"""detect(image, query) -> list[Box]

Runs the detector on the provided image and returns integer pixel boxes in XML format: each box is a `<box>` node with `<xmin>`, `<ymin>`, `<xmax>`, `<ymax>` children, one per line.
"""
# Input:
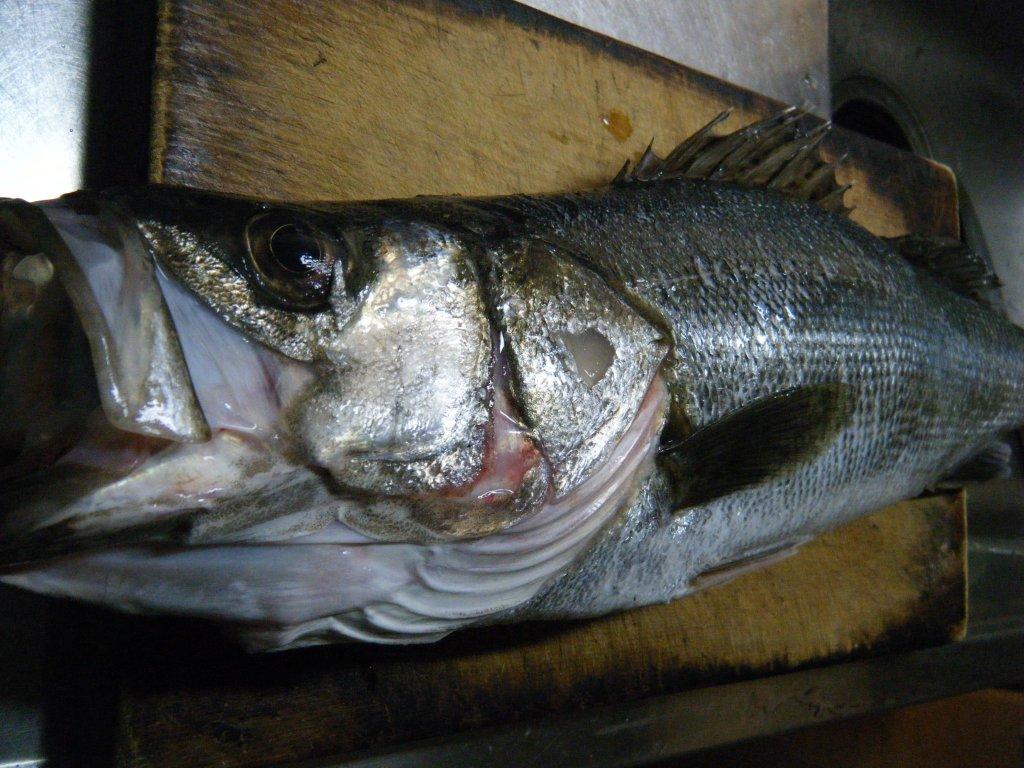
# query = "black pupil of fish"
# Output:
<box><xmin>269</xmin><ymin>224</ymin><xmax>323</xmax><ymax>275</ymax></box>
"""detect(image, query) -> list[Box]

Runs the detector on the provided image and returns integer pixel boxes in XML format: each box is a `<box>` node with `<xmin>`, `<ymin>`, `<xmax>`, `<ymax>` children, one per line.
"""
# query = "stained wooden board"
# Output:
<box><xmin>150</xmin><ymin>0</ymin><xmax>958</xmax><ymax>238</ymax></box>
<box><xmin>121</xmin><ymin>0</ymin><xmax>966</xmax><ymax>765</ymax></box>
<box><xmin>117</xmin><ymin>495</ymin><xmax>965</xmax><ymax>768</ymax></box>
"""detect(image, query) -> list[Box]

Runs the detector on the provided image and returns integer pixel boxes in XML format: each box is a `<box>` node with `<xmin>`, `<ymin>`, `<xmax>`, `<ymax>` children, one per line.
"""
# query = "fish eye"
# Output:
<box><xmin>245</xmin><ymin>211</ymin><xmax>339</xmax><ymax>310</ymax></box>
<box><xmin>269</xmin><ymin>224</ymin><xmax>322</xmax><ymax>273</ymax></box>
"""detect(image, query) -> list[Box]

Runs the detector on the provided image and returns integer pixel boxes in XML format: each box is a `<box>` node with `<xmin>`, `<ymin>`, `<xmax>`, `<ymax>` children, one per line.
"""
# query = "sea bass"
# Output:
<box><xmin>0</xmin><ymin>111</ymin><xmax>1019</xmax><ymax>650</ymax></box>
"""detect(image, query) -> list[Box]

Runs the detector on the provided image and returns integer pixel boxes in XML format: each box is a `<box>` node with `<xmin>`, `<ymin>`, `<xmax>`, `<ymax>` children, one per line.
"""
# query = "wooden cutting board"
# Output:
<box><xmin>119</xmin><ymin>1</ymin><xmax>966</xmax><ymax>765</ymax></box>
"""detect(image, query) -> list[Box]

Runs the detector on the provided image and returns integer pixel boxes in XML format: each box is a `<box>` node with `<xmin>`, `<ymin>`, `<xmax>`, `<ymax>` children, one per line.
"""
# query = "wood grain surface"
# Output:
<box><xmin>121</xmin><ymin>0</ymin><xmax>967</xmax><ymax>765</ymax></box>
<box><xmin>151</xmin><ymin>0</ymin><xmax>957</xmax><ymax>238</ymax></box>
<box><xmin>117</xmin><ymin>494</ymin><xmax>965</xmax><ymax>768</ymax></box>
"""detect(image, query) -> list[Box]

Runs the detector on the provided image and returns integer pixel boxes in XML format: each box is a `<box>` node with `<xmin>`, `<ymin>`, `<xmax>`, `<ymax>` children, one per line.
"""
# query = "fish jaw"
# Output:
<box><xmin>1</xmin><ymin>375</ymin><xmax>668</xmax><ymax>649</ymax></box>
<box><xmin>1</xmin><ymin>190</ymin><xmax>558</xmax><ymax>562</ymax></box>
<box><xmin>0</xmin><ymin>196</ymin><xmax>317</xmax><ymax>561</ymax></box>
<box><xmin>2</xmin><ymin>185</ymin><xmax>675</xmax><ymax>648</ymax></box>
<box><xmin>37</xmin><ymin>198</ymin><xmax>211</xmax><ymax>442</ymax></box>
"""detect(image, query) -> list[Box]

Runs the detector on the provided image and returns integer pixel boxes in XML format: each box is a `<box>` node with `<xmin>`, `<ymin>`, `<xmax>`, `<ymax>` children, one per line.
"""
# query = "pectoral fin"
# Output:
<box><xmin>663</xmin><ymin>383</ymin><xmax>852</xmax><ymax>511</ymax></box>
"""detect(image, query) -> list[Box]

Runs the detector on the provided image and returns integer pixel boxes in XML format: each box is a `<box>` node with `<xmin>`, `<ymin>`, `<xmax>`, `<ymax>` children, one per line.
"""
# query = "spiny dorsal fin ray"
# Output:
<box><xmin>614</xmin><ymin>108</ymin><xmax>853</xmax><ymax>216</ymax></box>
<box><xmin>888</xmin><ymin>235</ymin><xmax>1000</xmax><ymax>299</ymax></box>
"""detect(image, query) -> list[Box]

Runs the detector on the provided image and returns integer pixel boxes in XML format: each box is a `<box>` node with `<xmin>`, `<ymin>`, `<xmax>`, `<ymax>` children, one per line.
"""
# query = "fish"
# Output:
<box><xmin>0</xmin><ymin>109</ymin><xmax>1019</xmax><ymax>650</ymax></box>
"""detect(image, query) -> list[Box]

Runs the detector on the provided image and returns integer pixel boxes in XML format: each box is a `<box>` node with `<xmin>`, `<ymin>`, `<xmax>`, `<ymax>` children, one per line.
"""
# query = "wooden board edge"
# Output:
<box><xmin>149</xmin><ymin>0</ymin><xmax>180</xmax><ymax>184</ymax></box>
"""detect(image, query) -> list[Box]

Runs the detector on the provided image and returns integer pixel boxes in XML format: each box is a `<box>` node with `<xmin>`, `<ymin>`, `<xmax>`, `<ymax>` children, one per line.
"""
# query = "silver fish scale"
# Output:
<box><xmin>493</xmin><ymin>179</ymin><xmax>1024</xmax><ymax>616</ymax></box>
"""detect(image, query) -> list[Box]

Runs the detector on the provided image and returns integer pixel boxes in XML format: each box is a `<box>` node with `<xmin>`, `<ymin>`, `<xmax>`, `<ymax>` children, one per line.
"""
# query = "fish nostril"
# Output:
<box><xmin>558</xmin><ymin>327</ymin><xmax>615</xmax><ymax>389</ymax></box>
<box><xmin>4</xmin><ymin>253</ymin><xmax>56</xmax><ymax>318</ymax></box>
<box><xmin>10</xmin><ymin>253</ymin><xmax>54</xmax><ymax>289</ymax></box>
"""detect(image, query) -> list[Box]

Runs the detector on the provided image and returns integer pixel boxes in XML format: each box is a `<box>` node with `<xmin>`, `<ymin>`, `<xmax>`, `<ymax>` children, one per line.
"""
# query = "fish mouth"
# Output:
<box><xmin>0</xmin><ymin>195</ymin><xmax>315</xmax><ymax>566</ymax></box>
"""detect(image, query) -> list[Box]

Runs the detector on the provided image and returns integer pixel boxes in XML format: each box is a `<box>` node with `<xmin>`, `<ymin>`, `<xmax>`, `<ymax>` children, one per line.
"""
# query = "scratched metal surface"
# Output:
<box><xmin>0</xmin><ymin>1</ymin><xmax>90</xmax><ymax>203</ymax></box>
<box><xmin>0</xmin><ymin>4</ymin><xmax>91</xmax><ymax>765</ymax></box>
<box><xmin>1</xmin><ymin>3</ymin><xmax>155</xmax><ymax>765</ymax></box>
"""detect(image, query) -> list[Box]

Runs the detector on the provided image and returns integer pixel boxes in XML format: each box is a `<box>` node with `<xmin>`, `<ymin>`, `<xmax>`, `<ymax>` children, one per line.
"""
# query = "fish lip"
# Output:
<box><xmin>44</xmin><ymin>195</ymin><xmax>212</xmax><ymax>442</ymax></box>
<box><xmin>0</xmin><ymin>196</ymin><xmax>194</xmax><ymax>557</ymax></box>
<box><xmin>2</xmin><ymin>194</ymin><xmax>211</xmax><ymax>443</ymax></box>
<box><xmin>2</xmin><ymin>194</ymin><xmax>320</xmax><ymax>565</ymax></box>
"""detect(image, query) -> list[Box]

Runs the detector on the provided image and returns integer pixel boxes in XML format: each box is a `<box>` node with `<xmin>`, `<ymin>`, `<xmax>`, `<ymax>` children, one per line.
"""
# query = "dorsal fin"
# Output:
<box><xmin>887</xmin><ymin>235</ymin><xmax>1000</xmax><ymax>299</ymax></box>
<box><xmin>612</xmin><ymin>108</ymin><xmax>853</xmax><ymax>216</ymax></box>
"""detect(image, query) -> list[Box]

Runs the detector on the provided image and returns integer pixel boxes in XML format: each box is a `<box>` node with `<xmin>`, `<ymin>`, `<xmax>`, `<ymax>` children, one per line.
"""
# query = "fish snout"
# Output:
<box><xmin>0</xmin><ymin>195</ymin><xmax>318</xmax><ymax>566</ymax></box>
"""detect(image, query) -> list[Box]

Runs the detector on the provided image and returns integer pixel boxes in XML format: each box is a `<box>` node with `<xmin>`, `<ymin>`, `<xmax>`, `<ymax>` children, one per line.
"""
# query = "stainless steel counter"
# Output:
<box><xmin>0</xmin><ymin>1</ymin><xmax>90</xmax><ymax>201</ymax></box>
<box><xmin>522</xmin><ymin>0</ymin><xmax>829</xmax><ymax>115</ymax></box>
<box><xmin>1</xmin><ymin>2</ymin><xmax>154</xmax><ymax>765</ymax></box>
<box><xmin>1</xmin><ymin>4</ymin><xmax>91</xmax><ymax>764</ymax></box>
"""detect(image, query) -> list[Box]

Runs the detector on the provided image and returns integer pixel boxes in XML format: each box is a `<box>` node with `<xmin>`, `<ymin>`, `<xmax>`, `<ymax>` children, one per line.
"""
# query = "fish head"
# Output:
<box><xmin>0</xmin><ymin>185</ymin><xmax>548</xmax><ymax>562</ymax></box>
<box><xmin>0</xmin><ymin>185</ymin><xmax>673</xmax><ymax>646</ymax></box>
<box><xmin>117</xmin><ymin>188</ymin><xmax>505</xmax><ymax>512</ymax></box>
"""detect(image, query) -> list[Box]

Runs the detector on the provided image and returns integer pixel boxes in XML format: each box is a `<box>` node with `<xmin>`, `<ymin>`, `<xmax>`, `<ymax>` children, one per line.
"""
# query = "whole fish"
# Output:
<box><xmin>0</xmin><ymin>110</ymin><xmax>1018</xmax><ymax>650</ymax></box>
